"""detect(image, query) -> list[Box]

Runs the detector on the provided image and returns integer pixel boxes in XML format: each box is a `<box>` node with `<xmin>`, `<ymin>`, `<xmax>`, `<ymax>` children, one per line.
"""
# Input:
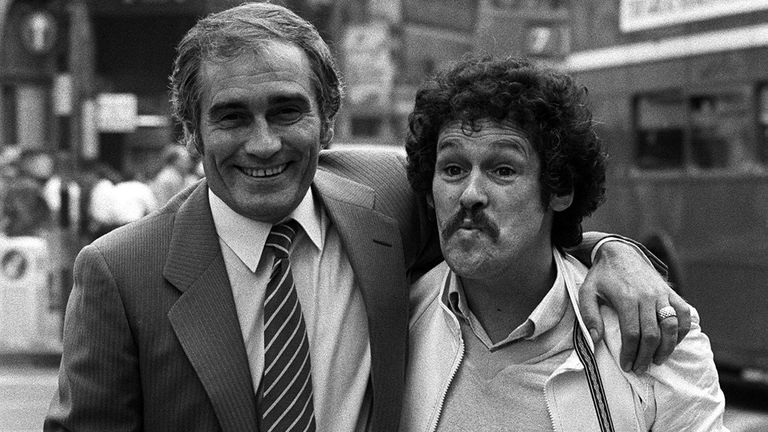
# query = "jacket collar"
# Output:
<box><xmin>164</xmin><ymin>180</ymin><xmax>259</xmax><ymax>432</ymax></box>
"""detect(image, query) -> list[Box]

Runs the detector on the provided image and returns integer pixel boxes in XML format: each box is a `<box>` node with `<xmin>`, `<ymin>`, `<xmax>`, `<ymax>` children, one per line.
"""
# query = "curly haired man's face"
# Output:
<box><xmin>431</xmin><ymin>119</ymin><xmax>569</xmax><ymax>284</ymax></box>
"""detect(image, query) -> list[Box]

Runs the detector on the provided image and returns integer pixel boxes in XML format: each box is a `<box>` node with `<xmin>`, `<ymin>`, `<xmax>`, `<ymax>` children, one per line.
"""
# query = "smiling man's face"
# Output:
<box><xmin>431</xmin><ymin>118</ymin><xmax>556</xmax><ymax>283</ymax></box>
<box><xmin>199</xmin><ymin>41</ymin><xmax>323</xmax><ymax>223</ymax></box>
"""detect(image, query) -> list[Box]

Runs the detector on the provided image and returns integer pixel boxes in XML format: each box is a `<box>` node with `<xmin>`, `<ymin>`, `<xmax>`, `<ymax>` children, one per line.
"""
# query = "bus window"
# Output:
<box><xmin>689</xmin><ymin>89</ymin><xmax>755</xmax><ymax>171</ymax></box>
<box><xmin>761</xmin><ymin>85</ymin><xmax>768</xmax><ymax>162</ymax></box>
<box><xmin>634</xmin><ymin>93</ymin><xmax>685</xmax><ymax>169</ymax></box>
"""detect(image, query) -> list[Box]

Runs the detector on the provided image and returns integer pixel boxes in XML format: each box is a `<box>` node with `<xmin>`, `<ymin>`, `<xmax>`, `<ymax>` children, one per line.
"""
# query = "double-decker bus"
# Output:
<box><xmin>567</xmin><ymin>1</ymin><xmax>768</xmax><ymax>382</ymax></box>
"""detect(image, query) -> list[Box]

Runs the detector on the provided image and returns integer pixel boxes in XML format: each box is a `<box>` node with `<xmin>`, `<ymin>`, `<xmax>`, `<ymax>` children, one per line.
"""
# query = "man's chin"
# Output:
<box><xmin>444</xmin><ymin>252</ymin><xmax>489</xmax><ymax>278</ymax></box>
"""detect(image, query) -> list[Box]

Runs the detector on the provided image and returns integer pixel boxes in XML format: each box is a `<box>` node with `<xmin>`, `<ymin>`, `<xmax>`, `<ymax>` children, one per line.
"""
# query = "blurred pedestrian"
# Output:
<box><xmin>42</xmin><ymin>152</ymin><xmax>82</xmax><ymax>232</ymax></box>
<box><xmin>0</xmin><ymin>177</ymin><xmax>52</xmax><ymax>237</ymax></box>
<box><xmin>111</xmin><ymin>175</ymin><xmax>159</xmax><ymax>226</ymax></box>
<box><xmin>150</xmin><ymin>145</ymin><xmax>198</xmax><ymax>205</ymax></box>
<box><xmin>0</xmin><ymin>149</ymin><xmax>54</xmax><ymax>237</ymax></box>
<box><xmin>78</xmin><ymin>160</ymin><xmax>124</xmax><ymax>240</ymax></box>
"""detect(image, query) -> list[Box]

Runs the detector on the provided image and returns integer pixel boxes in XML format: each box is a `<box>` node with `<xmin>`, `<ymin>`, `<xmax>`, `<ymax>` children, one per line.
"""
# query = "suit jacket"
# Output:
<box><xmin>45</xmin><ymin>149</ymin><xmax>441</xmax><ymax>432</ymax></box>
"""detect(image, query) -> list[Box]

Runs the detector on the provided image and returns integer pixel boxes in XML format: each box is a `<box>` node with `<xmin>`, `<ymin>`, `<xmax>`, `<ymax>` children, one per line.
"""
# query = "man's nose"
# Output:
<box><xmin>459</xmin><ymin>172</ymin><xmax>488</xmax><ymax>210</ymax></box>
<box><xmin>244</xmin><ymin>118</ymin><xmax>281</xmax><ymax>158</ymax></box>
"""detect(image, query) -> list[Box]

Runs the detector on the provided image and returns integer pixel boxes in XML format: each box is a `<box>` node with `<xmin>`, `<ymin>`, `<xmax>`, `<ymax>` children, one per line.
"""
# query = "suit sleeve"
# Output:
<box><xmin>648</xmin><ymin>308</ymin><xmax>729</xmax><ymax>431</ymax></box>
<box><xmin>44</xmin><ymin>244</ymin><xmax>142</xmax><ymax>431</ymax></box>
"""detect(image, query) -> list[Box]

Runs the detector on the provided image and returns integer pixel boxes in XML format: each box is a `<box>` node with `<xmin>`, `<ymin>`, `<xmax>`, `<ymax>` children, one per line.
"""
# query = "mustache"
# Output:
<box><xmin>440</xmin><ymin>207</ymin><xmax>500</xmax><ymax>241</ymax></box>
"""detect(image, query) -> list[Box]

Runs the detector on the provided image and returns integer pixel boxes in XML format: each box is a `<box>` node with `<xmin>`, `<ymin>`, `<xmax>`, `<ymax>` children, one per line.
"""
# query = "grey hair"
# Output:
<box><xmin>169</xmin><ymin>2</ymin><xmax>343</xmax><ymax>155</ymax></box>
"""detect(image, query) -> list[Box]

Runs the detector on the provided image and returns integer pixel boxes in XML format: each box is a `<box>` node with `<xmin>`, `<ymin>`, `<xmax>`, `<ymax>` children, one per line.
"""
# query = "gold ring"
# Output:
<box><xmin>657</xmin><ymin>305</ymin><xmax>677</xmax><ymax>321</ymax></box>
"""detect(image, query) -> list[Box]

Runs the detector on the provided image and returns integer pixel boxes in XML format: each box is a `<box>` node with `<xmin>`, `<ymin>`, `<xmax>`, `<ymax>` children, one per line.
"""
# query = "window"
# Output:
<box><xmin>1</xmin><ymin>85</ymin><xmax>18</xmax><ymax>145</ymax></box>
<box><xmin>759</xmin><ymin>84</ymin><xmax>768</xmax><ymax>162</ymax></box>
<box><xmin>634</xmin><ymin>93</ymin><xmax>685</xmax><ymax>169</ymax></box>
<box><xmin>634</xmin><ymin>87</ymin><xmax>761</xmax><ymax>171</ymax></box>
<box><xmin>1</xmin><ymin>83</ymin><xmax>49</xmax><ymax>149</ymax></box>
<box><xmin>689</xmin><ymin>91</ymin><xmax>750</xmax><ymax>169</ymax></box>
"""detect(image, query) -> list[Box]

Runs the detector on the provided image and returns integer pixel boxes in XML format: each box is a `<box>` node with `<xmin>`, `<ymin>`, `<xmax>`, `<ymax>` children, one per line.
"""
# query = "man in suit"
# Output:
<box><xmin>45</xmin><ymin>3</ymin><xmax>689</xmax><ymax>432</ymax></box>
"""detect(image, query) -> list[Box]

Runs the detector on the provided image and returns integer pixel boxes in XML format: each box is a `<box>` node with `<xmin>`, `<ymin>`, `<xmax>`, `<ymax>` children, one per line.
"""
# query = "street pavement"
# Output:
<box><xmin>0</xmin><ymin>361</ymin><xmax>57</xmax><ymax>432</ymax></box>
<box><xmin>1</xmin><ymin>359</ymin><xmax>767</xmax><ymax>431</ymax></box>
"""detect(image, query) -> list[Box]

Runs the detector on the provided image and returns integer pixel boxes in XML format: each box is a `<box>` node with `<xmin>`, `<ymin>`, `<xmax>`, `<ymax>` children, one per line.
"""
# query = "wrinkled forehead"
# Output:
<box><xmin>437</xmin><ymin>118</ymin><xmax>531</xmax><ymax>148</ymax></box>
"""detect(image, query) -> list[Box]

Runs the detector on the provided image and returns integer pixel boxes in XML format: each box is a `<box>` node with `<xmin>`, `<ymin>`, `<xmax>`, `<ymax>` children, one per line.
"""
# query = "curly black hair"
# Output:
<box><xmin>406</xmin><ymin>56</ymin><xmax>606</xmax><ymax>248</ymax></box>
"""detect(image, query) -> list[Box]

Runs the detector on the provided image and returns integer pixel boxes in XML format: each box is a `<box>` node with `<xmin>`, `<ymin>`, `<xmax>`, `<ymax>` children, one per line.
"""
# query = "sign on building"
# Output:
<box><xmin>342</xmin><ymin>21</ymin><xmax>395</xmax><ymax>108</ymax></box>
<box><xmin>96</xmin><ymin>93</ymin><xmax>138</xmax><ymax>132</ymax></box>
<box><xmin>525</xmin><ymin>25</ymin><xmax>569</xmax><ymax>57</ymax></box>
<box><xmin>0</xmin><ymin>236</ymin><xmax>62</xmax><ymax>354</ymax></box>
<box><xmin>20</xmin><ymin>10</ymin><xmax>58</xmax><ymax>55</ymax></box>
<box><xmin>620</xmin><ymin>0</ymin><xmax>768</xmax><ymax>32</ymax></box>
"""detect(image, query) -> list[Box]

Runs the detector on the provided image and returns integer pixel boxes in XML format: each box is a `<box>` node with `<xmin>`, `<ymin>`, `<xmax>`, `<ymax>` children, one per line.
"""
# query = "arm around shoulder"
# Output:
<box><xmin>45</xmin><ymin>244</ymin><xmax>142</xmax><ymax>431</ymax></box>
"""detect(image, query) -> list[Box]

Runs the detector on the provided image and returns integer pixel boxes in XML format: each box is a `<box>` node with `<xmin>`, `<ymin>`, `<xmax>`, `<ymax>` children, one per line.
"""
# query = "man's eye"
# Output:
<box><xmin>216</xmin><ymin>113</ymin><xmax>247</xmax><ymax>128</ymax></box>
<box><xmin>271</xmin><ymin>107</ymin><xmax>303</xmax><ymax>123</ymax></box>
<box><xmin>494</xmin><ymin>166</ymin><xmax>516</xmax><ymax>177</ymax></box>
<box><xmin>444</xmin><ymin>165</ymin><xmax>464</xmax><ymax>176</ymax></box>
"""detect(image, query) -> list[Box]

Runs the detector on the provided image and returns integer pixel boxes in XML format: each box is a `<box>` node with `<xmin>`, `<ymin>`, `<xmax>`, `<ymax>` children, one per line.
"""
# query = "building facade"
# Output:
<box><xmin>0</xmin><ymin>0</ymin><xmax>244</xmax><ymax>178</ymax></box>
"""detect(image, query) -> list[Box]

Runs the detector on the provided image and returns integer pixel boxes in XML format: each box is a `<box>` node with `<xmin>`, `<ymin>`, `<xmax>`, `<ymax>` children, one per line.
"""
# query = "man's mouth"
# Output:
<box><xmin>239</xmin><ymin>163</ymin><xmax>288</xmax><ymax>178</ymax></box>
<box><xmin>441</xmin><ymin>209</ymin><xmax>500</xmax><ymax>241</ymax></box>
<box><xmin>459</xmin><ymin>221</ymin><xmax>482</xmax><ymax>231</ymax></box>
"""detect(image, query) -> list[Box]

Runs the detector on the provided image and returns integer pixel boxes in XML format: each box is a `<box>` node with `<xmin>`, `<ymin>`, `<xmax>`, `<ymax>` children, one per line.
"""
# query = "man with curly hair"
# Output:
<box><xmin>400</xmin><ymin>56</ymin><xmax>727</xmax><ymax>431</ymax></box>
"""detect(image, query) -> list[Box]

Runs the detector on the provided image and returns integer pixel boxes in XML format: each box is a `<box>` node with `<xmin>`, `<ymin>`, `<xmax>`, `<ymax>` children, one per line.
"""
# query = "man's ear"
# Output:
<box><xmin>320</xmin><ymin>123</ymin><xmax>335</xmax><ymax>148</ymax></box>
<box><xmin>426</xmin><ymin>193</ymin><xmax>435</xmax><ymax>209</ymax></box>
<box><xmin>549</xmin><ymin>190</ymin><xmax>574</xmax><ymax>212</ymax></box>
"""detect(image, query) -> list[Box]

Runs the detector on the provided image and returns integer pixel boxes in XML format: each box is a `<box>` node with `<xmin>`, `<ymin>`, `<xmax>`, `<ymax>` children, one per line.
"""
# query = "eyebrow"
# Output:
<box><xmin>267</xmin><ymin>93</ymin><xmax>311</xmax><ymax>107</ymax></box>
<box><xmin>207</xmin><ymin>92</ymin><xmax>312</xmax><ymax>117</ymax></box>
<box><xmin>437</xmin><ymin>137</ymin><xmax>529</xmax><ymax>155</ymax></box>
<box><xmin>437</xmin><ymin>140</ymin><xmax>458</xmax><ymax>151</ymax></box>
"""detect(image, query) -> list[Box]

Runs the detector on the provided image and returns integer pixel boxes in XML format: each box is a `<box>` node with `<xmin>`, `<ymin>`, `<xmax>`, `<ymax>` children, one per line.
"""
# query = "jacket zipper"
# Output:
<box><xmin>428</xmin><ymin>311</ymin><xmax>465</xmax><ymax>432</ymax></box>
<box><xmin>544</xmin><ymin>378</ymin><xmax>559</xmax><ymax>432</ymax></box>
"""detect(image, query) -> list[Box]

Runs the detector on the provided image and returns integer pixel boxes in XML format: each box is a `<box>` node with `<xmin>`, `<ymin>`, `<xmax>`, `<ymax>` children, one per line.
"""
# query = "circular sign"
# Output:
<box><xmin>1</xmin><ymin>249</ymin><xmax>28</xmax><ymax>281</ymax></box>
<box><xmin>20</xmin><ymin>10</ymin><xmax>58</xmax><ymax>55</ymax></box>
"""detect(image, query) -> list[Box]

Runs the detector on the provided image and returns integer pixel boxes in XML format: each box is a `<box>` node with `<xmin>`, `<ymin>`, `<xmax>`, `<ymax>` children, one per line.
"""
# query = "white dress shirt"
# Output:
<box><xmin>209</xmin><ymin>188</ymin><xmax>372</xmax><ymax>431</ymax></box>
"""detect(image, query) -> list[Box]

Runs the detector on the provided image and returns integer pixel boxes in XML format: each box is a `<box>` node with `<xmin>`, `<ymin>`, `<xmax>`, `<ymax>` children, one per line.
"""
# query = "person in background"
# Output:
<box><xmin>110</xmin><ymin>174</ymin><xmax>159</xmax><ymax>226</ymax></box>
<box><xmin>400</xmin><ymin>56</ymin><xmax>726</xmax><ymax>431</ymax></box>
<box><xmin>0</xmin><ymin>149</ymin><xmax>53</xmax><ymax>237</ymax></box>
<box><xmin>150</xmin><ymin>145</ymin><xmax>198</xmax><ymax>205</ymax></box>
<box><xmin>79</xmin><ymin>161</ymin><xmax>125</xmax><ymax>240</ymax></box>
<box><xmin>45</xmin><ymin>4</ymin><xmax>689</xmax><ymax>432</ymax></box>
<box><xmin>43</xmin><ymin>152</ymin><xmax>82</xmax><ymax>234</ymax></box>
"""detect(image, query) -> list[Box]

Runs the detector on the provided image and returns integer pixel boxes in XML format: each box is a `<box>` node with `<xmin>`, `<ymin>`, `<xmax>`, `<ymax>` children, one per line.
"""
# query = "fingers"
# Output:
<box><xmin>616</xmin><ymin>303</ymin><xmax>641</xmax><ymax>372</ymax></box>
<box><xmin>670</xmin><ymin>292</ymin><xmax>691</xmax><ymax>342</ymax></box>
<box><xmin>577</xmin><ymin>272</ymin><xmax>605</xmax><ymax>344</ymax></box>
<box><xmin>653</xmin><ymin>301</ymin><xmax>678</xmax><ymax>365</ymax></box>
<box><xmin>631</xmin><ymin>300</ymin><xmax>660</xmax><ymax>373</ymax></box>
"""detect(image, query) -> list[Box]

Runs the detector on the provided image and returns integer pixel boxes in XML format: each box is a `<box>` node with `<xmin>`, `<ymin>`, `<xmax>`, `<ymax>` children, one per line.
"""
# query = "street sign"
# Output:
<box><xmin>96</xmin><ymin>93</ymin><xmax>138</xmax><ymax>133</ymax></box>
<box><xmin>342</xmin><ymin>21</ymin><xmax>395</xmax><ymax>107</ymax></box>
<box><xmin>20</xmin><ymin>10</ymin><xmax>57</xmax><ymax>55</ymax></box>
<box><xmin>0</xmin><ymin>236</ymin><xmax>62</xmax><ymax>354</ymax></box>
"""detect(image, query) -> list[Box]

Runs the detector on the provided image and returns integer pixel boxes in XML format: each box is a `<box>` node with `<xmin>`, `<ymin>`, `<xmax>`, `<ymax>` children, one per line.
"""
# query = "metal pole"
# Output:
<box><xmin>67</xmin><ymin>0</ymin><xmax>95</xmax><ymax>173</ymax></box>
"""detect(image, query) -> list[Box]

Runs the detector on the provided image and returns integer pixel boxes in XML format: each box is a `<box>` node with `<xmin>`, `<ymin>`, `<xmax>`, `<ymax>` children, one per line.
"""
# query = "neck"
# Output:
<box><xmin>460</xmin><ymin>248</ymin><xmax>557</xmax><ymax>344</ymax></box>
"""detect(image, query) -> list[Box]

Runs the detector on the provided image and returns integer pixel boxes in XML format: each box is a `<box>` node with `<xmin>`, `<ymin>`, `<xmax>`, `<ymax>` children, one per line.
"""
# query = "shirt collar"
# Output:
<box><xmin>444</xmin><ymin>247</ymin><xmax>570</xmax><ymax>342</ymax></box>
<box><xmin>208</xmin><ymin>187</ymin><xmax>324</xmax><ymax>272</ymax></box>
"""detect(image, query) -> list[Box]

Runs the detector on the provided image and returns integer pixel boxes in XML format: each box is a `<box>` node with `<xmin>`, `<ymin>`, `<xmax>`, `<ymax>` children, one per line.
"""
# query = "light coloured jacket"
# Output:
<box><xmin>400</xmin><ymin>251</ymin><xmax>728</xmax><ymax>432</ymax></box>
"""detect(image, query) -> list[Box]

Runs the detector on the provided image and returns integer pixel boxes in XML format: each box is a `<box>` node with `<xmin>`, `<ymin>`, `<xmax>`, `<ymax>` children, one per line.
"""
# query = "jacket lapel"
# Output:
<box><xmin>164</xmin><ymin>182</ymin><xmax>259</xmax><ymax>432</ymax></box>
<box><xmin>314</xmin><ymin>169</ymin><xmax>409</xmax><ymax>432</ymax></box>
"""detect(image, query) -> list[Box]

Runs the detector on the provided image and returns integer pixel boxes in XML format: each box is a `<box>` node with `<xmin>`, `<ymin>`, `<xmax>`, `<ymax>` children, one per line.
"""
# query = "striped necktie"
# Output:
<box><xmin>259</xmin><ymin>220</ymin><xmax>316</xmax><ymax>432</ymax></box>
